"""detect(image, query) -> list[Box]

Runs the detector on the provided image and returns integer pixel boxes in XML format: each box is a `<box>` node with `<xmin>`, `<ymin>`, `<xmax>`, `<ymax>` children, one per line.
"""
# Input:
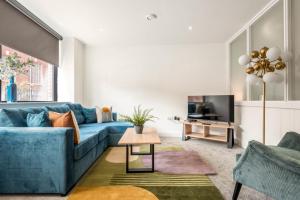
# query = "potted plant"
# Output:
<box><xmin>120</xmin><ymin>105</ymin><xmax>157</xmax><ymax>134</ymax></box>
<box><xmin>0</xmin><ymin>52</ymin><xmax>33</xmax><ymax>102</ymax></box>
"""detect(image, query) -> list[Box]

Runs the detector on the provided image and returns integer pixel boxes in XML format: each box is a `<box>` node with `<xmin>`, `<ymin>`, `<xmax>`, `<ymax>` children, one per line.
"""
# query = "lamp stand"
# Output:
<box><xmin>262</xmin><ymin>82</ymin><xmax>266</xmax><ymax>144</ymax></box>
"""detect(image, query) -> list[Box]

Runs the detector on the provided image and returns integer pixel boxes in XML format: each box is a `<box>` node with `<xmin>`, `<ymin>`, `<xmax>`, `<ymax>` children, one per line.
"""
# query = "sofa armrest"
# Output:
<box><xmin>0</xmin><ymin>127</ymin><xmax>74</xmax><ymax>194</ymax></box>
<box><xmin>278</xmin><ymin>132</ymin><xmax>300</xmax><ymax>152</ymax></box>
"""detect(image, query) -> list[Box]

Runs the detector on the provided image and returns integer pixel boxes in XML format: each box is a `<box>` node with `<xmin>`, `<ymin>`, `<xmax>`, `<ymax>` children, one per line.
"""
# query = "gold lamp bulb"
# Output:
<box><xmin>246</xmin><ymin>67</ymin><xmax>255</xmax><ymax>74</ymax></box>
<box><xmin>251</xmin><ymin>51</ymin><xmax>260</xmax><ymax>58</ymax></box>
<box><xmin>260</xmin><ymin>47</ymin><xmax>269</xmax><ymax>58</ymax></box>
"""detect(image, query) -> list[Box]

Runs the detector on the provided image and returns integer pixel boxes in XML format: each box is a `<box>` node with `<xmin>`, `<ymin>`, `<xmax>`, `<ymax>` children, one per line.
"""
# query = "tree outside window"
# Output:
<box><xmin>0</xmin><ymin>45</ymin><xmax>55</xmax><ymax>101</ymax></box>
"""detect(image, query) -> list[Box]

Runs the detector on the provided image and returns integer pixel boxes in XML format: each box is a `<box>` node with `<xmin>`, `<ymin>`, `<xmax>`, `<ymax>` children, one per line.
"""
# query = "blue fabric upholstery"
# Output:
<box><xmin>44</xmin><ymin>104</ymin><xmax>70</xmax><ymax>113</ymax></box>
<box><xmin>78</xmin><ymin>121</ymin><xmax>132</xmax><ymax>134</ymax></box>
<box><xmin>233</xmin><ymin>132</ymin><xmax>300</xmax><ymax>200</ymax></box>
<box><xmin>0</xmin><ymin>108</ymin><xmax>45</xmax><ymax>127</ymax></box>
<box><xmin>27</xmin><ymin>111</ymin><xmax>51</xmax><ymax>127</ymax></box>
<box><xmin>66</xmin><ymin>103</ymin><xmax>85</xmax><ymax>124</ymax></box>
<box><xmin>0</xmin><ymin>103</ymin><xmax>132</xmax><ymax>195</ymax></box>
<box><xmin>74</xmin><ymin>132</ymin><xmax>99</xmax><ymax>160</ymax></box>
<box><xmin>0</xmin><ymin>127</ymin><xmax>74</xmax><ymax>194</ymax></box>
<box><xmin>82</xmin><ymin>107</ymin><xmax>97</xmax><ymax>123</ymax></box>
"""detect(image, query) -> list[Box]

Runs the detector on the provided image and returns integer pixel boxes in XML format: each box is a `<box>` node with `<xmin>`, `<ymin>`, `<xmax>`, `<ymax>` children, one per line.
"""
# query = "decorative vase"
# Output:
<box><xmin>134</xmin><ymin>125</ymin><xmax>144</xmax><ymax>134</ymax></box>
<box><xmin>6</xmin><ymin>76</ymin><xmax>17</xmax><ymax>103</ymax></box>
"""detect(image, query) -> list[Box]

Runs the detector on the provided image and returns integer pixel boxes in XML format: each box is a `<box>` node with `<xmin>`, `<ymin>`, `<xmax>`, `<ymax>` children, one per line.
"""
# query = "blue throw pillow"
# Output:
<box><xmin>66</xmin><ymin>103</ymin><xmax>85</xmax><ymax>124</ymax></box>
<box><xmin>82</xmin><ymin>107</ymin><xmax>97</xmax><ymax>123</ymax></box>
<box><xmin>27</xmin><ymin>111</ymin><xmax>51</xmax><ymax>127</ymax></box>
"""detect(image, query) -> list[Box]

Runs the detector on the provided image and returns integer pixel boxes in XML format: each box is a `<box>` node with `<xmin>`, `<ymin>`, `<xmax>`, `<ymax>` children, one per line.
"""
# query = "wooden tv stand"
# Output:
<box><xmin>182</xmin><ymin>120</ymin><xmax>234</xmax><ymax>148</ymax></box>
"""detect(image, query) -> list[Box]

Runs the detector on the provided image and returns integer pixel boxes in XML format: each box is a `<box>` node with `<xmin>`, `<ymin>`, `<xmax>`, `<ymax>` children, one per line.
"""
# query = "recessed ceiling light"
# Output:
<box><xmin>146</xmin><ymin>13</ymin><xmax>158</xmax><ymax>21</ymax></box>
<box><xmin>188</xmin><ymin>26</ymin><xmax>193</xmax><ymax>31</ymax></box>
<box><xmin>98</xmin><ymin>28</ymin><xmax>104</xmax><ymax>32</ymax></box>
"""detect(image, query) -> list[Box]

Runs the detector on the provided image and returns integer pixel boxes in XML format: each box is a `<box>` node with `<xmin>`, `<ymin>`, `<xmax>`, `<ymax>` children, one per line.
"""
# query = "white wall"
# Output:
<box><xmin>235</xmin><ymin>102</ymin><xmax>300</xmax><ymax>148</ymax></box>
<box><xmin>58</xmin><ymin>38</ymin><xmax>85</xmax><ymax>103</ymax></box>
<box><xmin>83</xmin><ymin>44</ymin><xmax>227</xmax><ymax>137</ymax></box>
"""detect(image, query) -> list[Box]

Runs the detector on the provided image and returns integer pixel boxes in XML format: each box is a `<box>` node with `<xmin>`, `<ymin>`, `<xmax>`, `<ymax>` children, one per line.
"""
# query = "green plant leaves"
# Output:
<box><xmin>0</xmin><ymin>52</ymin><xmax>34</xmax><ymax>80</ymax></box>
<box><xmin>120</xmin><ymin>105</ymin><xmax>157</xmax><ymax>126</ymax></box>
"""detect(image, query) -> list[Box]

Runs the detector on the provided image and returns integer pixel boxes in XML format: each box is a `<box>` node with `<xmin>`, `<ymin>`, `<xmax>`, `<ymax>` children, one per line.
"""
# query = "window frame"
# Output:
<box><xmin>227</xmin><ymin>0</ymin><xmax>293</xmax><ymax>102</ymax></box>
<box><xmin>0</xmin><ymin>44</ymin><xmax>58</xmax><ymax>102</ymax></box>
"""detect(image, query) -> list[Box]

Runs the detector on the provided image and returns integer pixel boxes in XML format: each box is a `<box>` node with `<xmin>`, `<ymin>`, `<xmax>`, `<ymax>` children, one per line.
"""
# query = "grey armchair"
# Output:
<box><xmin>232</xmin><ymin>132</ymin><xmax>300</xmax><ymax>200</ymax></box>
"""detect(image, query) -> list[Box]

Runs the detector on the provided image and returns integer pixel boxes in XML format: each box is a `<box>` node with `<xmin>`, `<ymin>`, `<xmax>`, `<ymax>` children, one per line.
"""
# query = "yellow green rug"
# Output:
<box><xmin>68</xmin><ymin>146</ymin><xmax>224</xmax><ymax>200</ymax></box>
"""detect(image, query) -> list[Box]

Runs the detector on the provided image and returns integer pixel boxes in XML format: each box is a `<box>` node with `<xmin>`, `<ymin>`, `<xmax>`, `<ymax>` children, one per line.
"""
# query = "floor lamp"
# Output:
<box><xmin>238</xmin><ymin>47</ymin><xmax>290</xmax><ymax>144</ymax></box>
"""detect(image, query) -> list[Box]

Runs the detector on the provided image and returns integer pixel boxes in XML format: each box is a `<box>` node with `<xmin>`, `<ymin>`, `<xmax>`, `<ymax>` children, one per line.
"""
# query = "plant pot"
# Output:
<box><xmin>134</xmin><ymin>125</ymin><xmax>144</xmax><ymax>134</ymax></box>
<box><xmin>6</xmin><ymin>76</ymin><xmax>17</xmax><ymax>103</ymax></box>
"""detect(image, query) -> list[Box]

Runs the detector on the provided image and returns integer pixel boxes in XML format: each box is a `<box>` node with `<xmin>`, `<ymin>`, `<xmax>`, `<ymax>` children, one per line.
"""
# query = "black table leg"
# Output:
<box><xmin>151</xmin><ymin>144</ymin><xmax>154</xmax><ymax>172</ymax></box>
<box><xmin>126</xmin><ymin>144</ymin><xmax>129</xmax><ymax>173</ymax></box>
<box><xmin>126</xmin><ymin>144</ymin><xmax>155</xmax><ymax>173</ymax></box>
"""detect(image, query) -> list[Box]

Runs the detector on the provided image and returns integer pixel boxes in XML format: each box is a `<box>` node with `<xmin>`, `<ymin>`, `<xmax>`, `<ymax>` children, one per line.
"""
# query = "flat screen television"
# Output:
<box><xmin>187</xmin><ymin>95</ymin><xmax>234</xmax><ymax>123</ymax></box>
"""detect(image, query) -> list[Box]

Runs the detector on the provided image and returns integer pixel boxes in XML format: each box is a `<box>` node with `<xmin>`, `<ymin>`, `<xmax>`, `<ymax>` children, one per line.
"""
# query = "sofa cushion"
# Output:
<box><xmin>74</xmin><ymin>132</ymin><xmax>99</xmax><ymax>160</ymax></box>
<box><xmin>82</xmin><ymin>107</ymin><xmax>97</xmax><ymax>124</ymax></box>
<box><xmin>0</xmin><ymin>107</ymin><xmax>46</xmax><ymax>127</ymax></box>
<box><xmin>49</xmin><ymin>111</ymin><xmax>81</xmax><ymax>144</ymax></box>
<box><xmin>27</xmin><ymin>111</ymin><xmax>51</xmax><ymax>127</ymax></box>
<box><xmin>105</xmin><ymin>121</ymin><xmax>133</xmax><ymax>134</ymax></box>
<box><xmin>44</xmin><ymin>104</ymin><xmax>70</xmax><ymax>113</ymax></box>
<box><xmin>80</xmin><ymin>122</ymin><xmax>132</xmax><ymax>133</ymax></box>
<box><xmin>79</xmin><ymin>123</ymin><xmax>108</xmax><ymax>142</ymax></box>
<box><xmin>66</xmin><ymin>103</ymin><xmax>85</xmax><ymax>124</ymax></box>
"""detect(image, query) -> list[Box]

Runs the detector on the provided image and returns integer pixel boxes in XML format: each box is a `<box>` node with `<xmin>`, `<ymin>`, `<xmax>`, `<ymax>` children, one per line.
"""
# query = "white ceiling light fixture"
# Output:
<box><xmin>188</xmin><ymin>26</ymin><xmax>193</xmax><ymax>31</ymax></box>
<box><xmin>146</xmin><ymin>13</ymin><xmax>157</xmax><ymax>21</ymax></box>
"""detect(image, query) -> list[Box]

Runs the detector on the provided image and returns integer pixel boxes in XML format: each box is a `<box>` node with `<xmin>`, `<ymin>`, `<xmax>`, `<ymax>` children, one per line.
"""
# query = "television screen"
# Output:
<box><xmin>188</xmin><ymin>95</ymin><xmax>234</xmax><ymax>123</ymax></box>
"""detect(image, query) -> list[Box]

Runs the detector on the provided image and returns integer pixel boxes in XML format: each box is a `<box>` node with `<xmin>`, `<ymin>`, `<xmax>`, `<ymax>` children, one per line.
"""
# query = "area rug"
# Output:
<box><xmin>69</xmin><ymin>146</ymin><xmax>223</xmax><ymax>200</ymax></box>
<box><xmin>105</xmin><ymin>146</ymin><xmax>139</xmax><ymax>163</ymax></box>
<box><xmin>142</xmin><ymin>150</ymin><xmax>216</xmax><ymax>175</ymax></box>
<box><xmin>69</xmin><ymin>186</ymin><xmax>159</xmax><ymax>200</ymax></box>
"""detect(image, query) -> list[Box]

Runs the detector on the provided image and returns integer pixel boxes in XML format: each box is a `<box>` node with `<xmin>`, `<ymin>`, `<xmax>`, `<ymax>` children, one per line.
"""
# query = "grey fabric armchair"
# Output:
<box><xmin>232</xmin><ymin>132</ymin><xmax>300</xmax><ymax>200</ymax></box>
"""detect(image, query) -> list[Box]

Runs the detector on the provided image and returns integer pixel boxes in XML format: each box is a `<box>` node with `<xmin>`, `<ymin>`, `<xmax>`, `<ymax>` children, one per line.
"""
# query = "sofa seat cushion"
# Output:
<box><xmin>74</xmin><ymin>132</ymin><xmax>99</xmax><ymax>161</ymax></box>
<box><xmin>79</xmin><ymin>121</ymin><xmax>132</xmax><ymax>138</ymax></box>
<box><xmin>79</xmin><ymin>123</ymin><xmax>108</xmax><ymax>141</ymax></box>
<box><xmin>105</xmin><ymin>121</ymin><xmax>133</xmax><ymax>134</ymax></box>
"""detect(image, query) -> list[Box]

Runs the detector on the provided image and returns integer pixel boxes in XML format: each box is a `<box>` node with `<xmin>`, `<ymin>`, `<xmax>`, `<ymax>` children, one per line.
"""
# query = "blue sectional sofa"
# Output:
<box><xmin>0</xmin><ymin>103</ymin><xmax>132</xmax><ymax>195</ymax></box>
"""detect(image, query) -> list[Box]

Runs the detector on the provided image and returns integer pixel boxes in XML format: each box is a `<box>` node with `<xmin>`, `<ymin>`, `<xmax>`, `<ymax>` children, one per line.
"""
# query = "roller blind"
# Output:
<box><xmin>0</xmin><ymin>0</ymin><xmax>62</xmax><ymax>66</ymax></box>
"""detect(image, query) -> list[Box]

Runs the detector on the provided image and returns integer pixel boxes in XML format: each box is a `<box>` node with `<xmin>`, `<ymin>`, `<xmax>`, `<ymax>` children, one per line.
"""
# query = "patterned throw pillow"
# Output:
<box><xmin>96</xmin><ymin>106</ymin><xmax>113</xmax><ymax>123</ymax></box>
<box><xmin>48</xmin><ymin>111</ymin><xmax>80</xmax><ymax>144</ymax></box>
<box><xmin>27</xmin><ymin>111</ymin><xmax>51</xmax><ymax>127</ymax></box>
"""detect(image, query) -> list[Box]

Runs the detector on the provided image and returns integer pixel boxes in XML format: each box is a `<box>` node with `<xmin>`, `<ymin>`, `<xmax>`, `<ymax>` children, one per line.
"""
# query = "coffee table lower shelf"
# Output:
<box><xmin>126</xmin><ymin>144</ymin><xmax>154</xmax><ymax>173</ymax></box>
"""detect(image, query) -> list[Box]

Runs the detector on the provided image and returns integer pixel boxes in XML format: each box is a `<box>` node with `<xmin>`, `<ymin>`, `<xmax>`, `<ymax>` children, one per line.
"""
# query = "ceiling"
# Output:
<box><xmin>18</xmin><ymin>0</ymin><xmax>271</xmax><ymax>46</ymax></box>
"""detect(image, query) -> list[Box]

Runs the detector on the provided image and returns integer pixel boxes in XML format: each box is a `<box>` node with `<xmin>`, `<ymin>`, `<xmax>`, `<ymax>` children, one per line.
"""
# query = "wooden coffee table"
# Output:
<box><xmin>118</xmin><ymin>127</ymin><xmax>161</xmax><ymax>173</ymax></box>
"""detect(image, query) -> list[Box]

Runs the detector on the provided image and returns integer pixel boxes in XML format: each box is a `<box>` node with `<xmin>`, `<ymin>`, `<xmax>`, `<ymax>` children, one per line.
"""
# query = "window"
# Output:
<box><xmin>250</xmin><ymin>0</ymin><xmax>284</xmax><ymax>101</ymax></box>
<box><xmin>230</xmin><ymin>31</ymin><xmax>247</xmax><ymax>101</ymax></box>
<box><xmin>290</xmin><ymin>0</ymin><xmax>300</xmax><ymax>100</ymax></box>
<box><xmin>0</xmin><ymin>45</ymin><xmax>56</xmax><ymax>101</ymax></box>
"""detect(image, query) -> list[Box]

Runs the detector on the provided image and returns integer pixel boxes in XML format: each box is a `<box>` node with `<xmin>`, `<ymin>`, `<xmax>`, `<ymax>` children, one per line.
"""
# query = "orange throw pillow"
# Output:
<box><xmin>48</xmin><ymin>111</ymin><xmax>80</xmax><ymax>144</ymax></box>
